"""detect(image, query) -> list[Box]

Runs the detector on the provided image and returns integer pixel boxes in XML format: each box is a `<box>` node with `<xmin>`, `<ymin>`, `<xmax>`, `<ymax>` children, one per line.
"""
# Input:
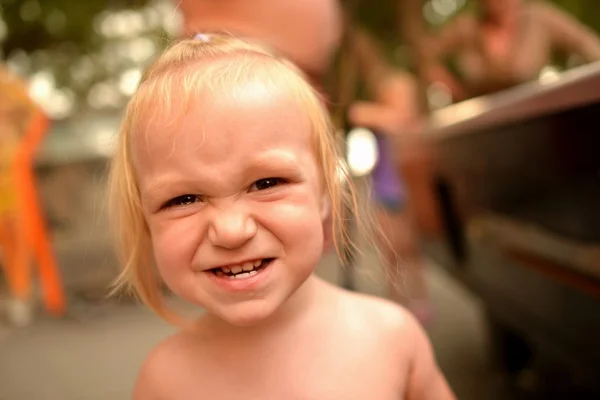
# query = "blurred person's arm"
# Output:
<box><xmin>422</xmin><ymin>62</ymin><xmax>468</xmax><ymax>102</ymax></box>
<box><xmin>348</xmin><ymin>27</ymin><xmax>421</xmax><ymax>134</ymax></box>
<box><xmin>540</xmin><ymin>2</ymin><xmax>600</xmax><ymax>63</ymax></box>
<box><xmin>397</xmin><ymin>0</ymin><xmax>469</xmax><ymax>109</ymax></box>
<box><xmin>424</xmin><ymin>14</ymin><xmax>477</xmax><ymax>60</ymax></box>
<box><xmin>418</xmin><ymin>14</ymin><xmax>477</xmax><ymax>102</ymax></box>
<box><xmin>353</xmin><ymin>27</ymin><xmax>400</xmax><ymax>96</ymax></box>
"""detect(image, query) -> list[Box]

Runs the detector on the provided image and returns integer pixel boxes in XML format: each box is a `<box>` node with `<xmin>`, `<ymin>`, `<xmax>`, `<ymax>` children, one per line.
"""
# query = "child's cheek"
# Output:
<box><xmin>261</xmin><ymin>198</ymin><xmax>324</xmax><ymax>250</ymax></box>
<box><xmin>150</xmin><ymin>218</ymin><xmax>203</xmax><ymax>275</ymax></box>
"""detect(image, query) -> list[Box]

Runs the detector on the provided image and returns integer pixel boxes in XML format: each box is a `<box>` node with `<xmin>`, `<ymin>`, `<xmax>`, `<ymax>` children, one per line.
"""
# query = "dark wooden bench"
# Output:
<box><xmin>397</xmin><ymin>62</ymin><xmax>600</xmax><ymax>398</ymax></box>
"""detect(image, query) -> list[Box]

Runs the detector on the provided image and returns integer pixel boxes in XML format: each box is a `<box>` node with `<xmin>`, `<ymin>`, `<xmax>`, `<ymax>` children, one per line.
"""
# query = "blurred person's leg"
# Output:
<box><xmin>372</xmin><ymin>135</ymin><xmax>431</xmax><ymax>325</ymax></box>
<box><xmin>376</xmin><ymin>208</ymin><xmax>430</xmax><ymax>321</ymax></box>
<box><xmin>15</xmin><ymin>110</ymin><xmax>66</xmax><ymax>316</ymax></box>
<box><xmin>0</xmin><ymin>213</ymin><xmax>34</xmax><ymax>326</ymax></box>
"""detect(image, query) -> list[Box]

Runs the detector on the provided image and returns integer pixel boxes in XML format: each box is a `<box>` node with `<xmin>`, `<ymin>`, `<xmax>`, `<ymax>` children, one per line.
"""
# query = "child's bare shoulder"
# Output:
<box><xmin>341</xmin><ymin>288</ymin><xmax>420</xmax><ymax>340</ymax></box>
<box><xmin>133</xmin><ymin>329</ymin><xmax>204</xmax><ymax>400</ymax></box>
<box><xmin>338</xmin><ymin>290</ymin><xmax>456</xmax><ymax>399</ymax></box>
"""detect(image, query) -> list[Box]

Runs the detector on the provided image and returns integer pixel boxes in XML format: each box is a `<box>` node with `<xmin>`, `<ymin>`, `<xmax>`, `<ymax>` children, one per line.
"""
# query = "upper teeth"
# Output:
<box><xmin>220</xmin><ymin>260</ymin><xmax>262</xmax><ymax>275</ymax></box>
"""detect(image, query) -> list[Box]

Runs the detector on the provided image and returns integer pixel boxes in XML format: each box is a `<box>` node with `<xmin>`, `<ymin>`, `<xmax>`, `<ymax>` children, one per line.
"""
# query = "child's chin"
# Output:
<box><xmin>214</xmin><ymin>301</ymin><xmax>281</xmax><ymax>327</ymax></box>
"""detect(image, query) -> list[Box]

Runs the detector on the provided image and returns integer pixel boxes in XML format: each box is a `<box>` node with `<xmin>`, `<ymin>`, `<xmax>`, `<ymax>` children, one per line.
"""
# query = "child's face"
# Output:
<box><xmin>134</xmin><ymin>79</ymin><xmax>328</xmax><ymax>326</ymax></box>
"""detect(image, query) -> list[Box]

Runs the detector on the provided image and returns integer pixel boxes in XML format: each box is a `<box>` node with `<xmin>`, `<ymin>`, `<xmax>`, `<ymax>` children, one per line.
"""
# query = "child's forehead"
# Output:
<box><xmin>131</xmin><ymin>77</ymin><xmax>315</xmax><ymax>161</ymax></box>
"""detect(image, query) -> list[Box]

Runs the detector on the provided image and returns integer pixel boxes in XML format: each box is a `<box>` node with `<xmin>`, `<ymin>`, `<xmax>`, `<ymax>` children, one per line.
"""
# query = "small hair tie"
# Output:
<box><xmin>193</xmin><ymin>33</ymin><xmax>212</xmax><ymax>42</ymax></box>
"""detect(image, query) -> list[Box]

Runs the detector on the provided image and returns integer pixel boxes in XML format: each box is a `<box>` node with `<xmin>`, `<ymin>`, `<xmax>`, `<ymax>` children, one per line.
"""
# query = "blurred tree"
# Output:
<box><xmin>1</xmin><ymin>0</ymin><xmax>147</xmax><ymax>55</ymax></box>
<box><xmin>0</xmin><ymin>0</ymin><xmax>173</xmax><ymax>119</ymax></box>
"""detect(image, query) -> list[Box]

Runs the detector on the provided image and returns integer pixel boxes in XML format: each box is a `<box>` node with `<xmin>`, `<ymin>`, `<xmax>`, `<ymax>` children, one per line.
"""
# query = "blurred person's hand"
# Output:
<box><xmin>422</xmin><ymin>63</ymin><xmax>467</xmax><ymax>102</ymax></box>
<box><xmin>348</xmin><ymin>71</ymin><xmax>420</xmax><ymax>135</ymax></box>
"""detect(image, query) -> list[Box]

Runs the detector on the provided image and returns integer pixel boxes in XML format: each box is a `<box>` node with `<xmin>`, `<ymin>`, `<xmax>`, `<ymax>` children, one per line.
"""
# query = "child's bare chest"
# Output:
<box><xmin>174</xmin><ymin>358</ymin><xmax>403</xmax><ymax>399</ymax></box>
<box><xmin>170</xmin><ymin>330</ymin><xmax>407</xmax><ymax>399</ymax></box>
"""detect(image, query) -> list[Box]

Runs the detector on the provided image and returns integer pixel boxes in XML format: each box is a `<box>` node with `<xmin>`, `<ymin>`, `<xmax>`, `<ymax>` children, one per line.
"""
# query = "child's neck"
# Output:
<box><xmin>200</xmin><ymin>274</ymin><xmax>330</xmax><ymax>338</ymax></box>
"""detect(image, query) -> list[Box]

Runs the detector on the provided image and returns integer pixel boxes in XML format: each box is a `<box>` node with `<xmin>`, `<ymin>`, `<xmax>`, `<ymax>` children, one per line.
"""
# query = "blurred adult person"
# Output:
<box><xmin>422</xmin><ymin>0</ymin><xmax>600</xmax><ymax>100</ymax></box>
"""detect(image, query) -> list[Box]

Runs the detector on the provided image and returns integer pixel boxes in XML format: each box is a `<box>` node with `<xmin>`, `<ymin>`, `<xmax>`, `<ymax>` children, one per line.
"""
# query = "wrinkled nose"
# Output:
<box><xmin>207</xmin><ymin>207</ymin><xmax>257</xmax><ymax>249</ymax></box>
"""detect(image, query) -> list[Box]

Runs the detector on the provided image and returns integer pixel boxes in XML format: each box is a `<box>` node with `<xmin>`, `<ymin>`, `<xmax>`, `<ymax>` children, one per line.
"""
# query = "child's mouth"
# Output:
<box><xmin>210</xmin><ymin>259</ymin><xmax>273</xmax><ymax>279</ymax></box>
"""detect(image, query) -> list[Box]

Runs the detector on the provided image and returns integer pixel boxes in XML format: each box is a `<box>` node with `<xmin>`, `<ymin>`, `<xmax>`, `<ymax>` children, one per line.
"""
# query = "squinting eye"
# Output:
<box><xmin>251</xmin><ymin>178</ymin><xmax>287</xmax><ymax>191</ymax></box>
<box><xmin>162</xmin><ymin>194</ymin><xmax>202</xmax><ymax>209</ymax></box>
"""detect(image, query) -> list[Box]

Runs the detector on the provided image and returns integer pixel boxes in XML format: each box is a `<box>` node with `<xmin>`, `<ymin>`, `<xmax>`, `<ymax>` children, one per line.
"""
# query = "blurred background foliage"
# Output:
<box><xmin>0</xmin><ymin>0</ymin><xmax>172</xmax><ymax>119</ymax></box>
<box><xmin>0</xmin><ymin>0</ymin><xmax>598</xmax><ymax>119</ymax></box>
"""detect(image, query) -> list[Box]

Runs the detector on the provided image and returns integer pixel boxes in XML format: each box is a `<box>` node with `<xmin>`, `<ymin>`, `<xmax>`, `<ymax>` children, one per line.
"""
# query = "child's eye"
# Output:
<box><xmin>161</xmin><ymin>194</ymin><xmax>202</xmax><ymax>210</ymax></box>
<box><xmin>251</xmin><ymin>178</ymin><xmax>287</xmax><ymax>191</ymax></box>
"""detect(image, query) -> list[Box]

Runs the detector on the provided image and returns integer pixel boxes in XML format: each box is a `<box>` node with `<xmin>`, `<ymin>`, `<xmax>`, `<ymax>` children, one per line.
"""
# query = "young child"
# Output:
<box><xmin>108</xmin><ymin>33</ymin><xmax>455</xmax><ymax>400</ymax></box>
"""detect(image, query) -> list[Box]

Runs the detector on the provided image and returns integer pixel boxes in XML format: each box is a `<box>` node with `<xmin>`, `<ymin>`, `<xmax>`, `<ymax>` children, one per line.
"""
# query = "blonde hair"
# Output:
<box><xmin>108</xmin><ymin>33</ymin><xmax>374</xmax><ymax>322</ymax></box>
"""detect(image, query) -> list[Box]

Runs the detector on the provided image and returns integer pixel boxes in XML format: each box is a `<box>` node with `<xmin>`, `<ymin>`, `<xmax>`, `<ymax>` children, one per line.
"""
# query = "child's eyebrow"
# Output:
<box><xmin>141</xmin><ymin>178</ymin><xmax>199</xmax><ymax>201</ymax></box>
<box><xmin>247</xmin><ymin>150</ymin><xmax>300</xmax><ymax>169</ymax></box>
<box><xmin>245</xmin><ymin>151</ymin><xmax>309</xmax><ymax>180</ymax></box>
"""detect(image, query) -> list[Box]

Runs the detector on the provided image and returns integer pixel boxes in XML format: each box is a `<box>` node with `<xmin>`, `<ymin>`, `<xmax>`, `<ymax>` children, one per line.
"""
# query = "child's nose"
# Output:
<box><xmin>207</xmin><ymin>207</ymin><xmax>257</xmax><ymax>249</ymax></box>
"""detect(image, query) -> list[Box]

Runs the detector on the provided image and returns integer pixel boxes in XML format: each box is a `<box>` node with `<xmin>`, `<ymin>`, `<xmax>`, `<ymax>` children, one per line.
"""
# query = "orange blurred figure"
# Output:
<box><xmin>0</xmin><ymin>66</ymin><xmax>66</xmax><ymax>325</ymax></box>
